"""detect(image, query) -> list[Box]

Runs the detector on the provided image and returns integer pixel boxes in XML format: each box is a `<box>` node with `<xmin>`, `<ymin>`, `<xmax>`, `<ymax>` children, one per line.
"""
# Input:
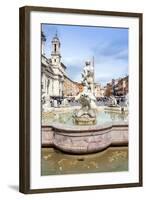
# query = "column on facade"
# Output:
<box><xmin>59</xmin><ymin>79</ymin><xmax>61</xmax><ymax>97</ymax></box>
<box><xmin>53</xmin><ymin>78</ymin><xmax>59</xmax><ymax>97</ymax></box>
<box><xmin>48</xmin><ymin>78</ymin><xmax>52</xmax><ymax>96</ymax></box>
<box><xmin>44</xmin><ymin>76</ymin><xmax>48</xmax><ymax>96</ymax></box>
<box><xmin>52</xmin><ymin>79</ymin><xmax>54</xmax><ymax>97</ymax></box>
<box><xmin>41</xmin><ymin>73</ymin><xmax>45</xmax><ymax>95</ymax></box>
<box><xmin>60</xmin><ymin>80</ymin><xmax>64</xmax><ymax>97</ymax></box>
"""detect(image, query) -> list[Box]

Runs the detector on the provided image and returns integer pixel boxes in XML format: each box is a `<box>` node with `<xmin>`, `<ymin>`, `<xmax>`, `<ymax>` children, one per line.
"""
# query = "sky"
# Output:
<box><xmin>42</xmin><ymin>24</ymin><xmax>128</xmax><ymax>86</ymax></box>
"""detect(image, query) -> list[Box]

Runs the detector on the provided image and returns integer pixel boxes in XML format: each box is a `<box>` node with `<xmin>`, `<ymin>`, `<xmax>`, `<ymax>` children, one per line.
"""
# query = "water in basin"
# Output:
<box><xmin>42</xmin><ymin>110</ymin><xmax>128</xmax><ymax>126</ymax></box>
<box><xmin>41</xmin><ymin>147</ymin><xmax>128</xmax><ymax>176</ymax></box>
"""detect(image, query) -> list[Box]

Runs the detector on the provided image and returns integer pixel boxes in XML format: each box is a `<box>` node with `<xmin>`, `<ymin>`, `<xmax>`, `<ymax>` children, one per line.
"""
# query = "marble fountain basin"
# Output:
<box><xmin>42</xmin><ymin>122</ymin><xmax>128</xmax><ymax>154</ymax></box>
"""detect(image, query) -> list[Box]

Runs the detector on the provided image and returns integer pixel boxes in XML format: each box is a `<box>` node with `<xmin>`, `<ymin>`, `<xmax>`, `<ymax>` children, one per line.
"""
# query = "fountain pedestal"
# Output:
<box><xmin>74</xmin><ymin>93</ymin><xmax>97</xmax><ymax>125</ymax></box>
<box><xmin>75</xmin><ymin>116</ymin><xmax>96</xmax><ymax>125</ymax></box>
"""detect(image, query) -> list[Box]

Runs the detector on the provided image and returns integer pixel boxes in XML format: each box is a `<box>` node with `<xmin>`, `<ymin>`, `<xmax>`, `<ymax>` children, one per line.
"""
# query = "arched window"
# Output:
<box><xmin>54</xmin><ymin>44</ymin><xmax>57</xmax><ymax>52</ymax></box>
<box><xmin>47</xmin><ymin>80</ymin><xmax>50</xmax><ymax>94</ymax></box>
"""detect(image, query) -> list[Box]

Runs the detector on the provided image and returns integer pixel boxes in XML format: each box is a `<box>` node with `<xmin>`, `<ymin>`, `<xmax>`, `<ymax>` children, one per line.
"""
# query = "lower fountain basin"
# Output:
<box><xmin>42</xmin><ymin>122</ymin><xmax>128</xmax><ymax>154</ymax></box>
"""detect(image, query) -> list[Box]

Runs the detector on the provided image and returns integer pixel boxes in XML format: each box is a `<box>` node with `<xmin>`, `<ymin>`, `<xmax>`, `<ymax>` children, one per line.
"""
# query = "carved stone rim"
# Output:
<box><xmin>42</xmin><ymin>121</ymin><xmax>128</xmax><ymax>134</ymax></box>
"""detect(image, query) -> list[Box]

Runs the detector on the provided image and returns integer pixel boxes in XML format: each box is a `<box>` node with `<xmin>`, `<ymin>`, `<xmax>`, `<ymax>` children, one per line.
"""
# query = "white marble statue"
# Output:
<box><xmin>74</xmin><ymin>61</ymin><xmax>97</xmax><ymax>122</ymax></box>
<box><xmin>125</xmin><ymin>93</ymin><xmax>129</xmax><ymax>107</ymax></box>
<box><xmin>42</xmin><ymin>94</ymin><xmax>51</xmax><ymax>112</ymax></box>
<box><xmin>82</xmin><ymin>61</ymin><xmax>94</xmax><ymax>94</ymax></box>
<box><xmin>53</xmin><ymin>99</ymin><xmax>58</xmax><ymax>108</ymax></box>
<box><xmin>62</xmin><ymin>98</ymin><xmax>69</xmax><ymax>107</ymax></box>
<box><xmin>109</xmin><ymin>95</ymin><xmax>117</xmax><ymax>106</ymax></box>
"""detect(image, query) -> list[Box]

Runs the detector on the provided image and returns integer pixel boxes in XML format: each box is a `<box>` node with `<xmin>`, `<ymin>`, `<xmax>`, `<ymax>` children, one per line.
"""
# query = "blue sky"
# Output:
<box><xmin>42</xmin><ymin>24</ymin><xmax>128</xmax><ymax>86</ymax></box>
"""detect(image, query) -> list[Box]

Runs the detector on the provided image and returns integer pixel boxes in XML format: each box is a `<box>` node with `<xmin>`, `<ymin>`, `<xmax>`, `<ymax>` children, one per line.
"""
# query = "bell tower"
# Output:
<box><xmin>51</xmin><ymin>32</ymin><xmax>61</xmax><ymax>65</ymax></box>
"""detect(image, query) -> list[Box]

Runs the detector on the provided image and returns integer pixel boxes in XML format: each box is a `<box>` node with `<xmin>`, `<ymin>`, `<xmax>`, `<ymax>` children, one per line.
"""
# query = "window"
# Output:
<box><xmin>54</xmin><ymin>44</ymin><xmax>56</xmax><ymax>52</ymax></box>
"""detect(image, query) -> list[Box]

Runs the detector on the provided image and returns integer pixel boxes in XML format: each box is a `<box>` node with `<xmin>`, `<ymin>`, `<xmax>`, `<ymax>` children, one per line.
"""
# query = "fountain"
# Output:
<box><xmin>41</xmin><ymin>60</ymin><xmax>128</xmax><ymax>154</ymax></box>
<box><xmin>104</xmin><ymin>80</ymin><xmax>128</xmax><ymax>113</ymax></box>
<box><xmin>73</xmin><ymin>61</ymin><xmax>97</xmax><ymax>125</ymax></box>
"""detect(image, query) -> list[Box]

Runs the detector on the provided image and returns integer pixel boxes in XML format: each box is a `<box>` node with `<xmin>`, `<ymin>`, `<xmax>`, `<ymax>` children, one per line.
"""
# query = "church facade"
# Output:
<box><xmin>41</xmin><ymin>32</ymin><xmax>67</xmax><ymax>99</ymax></box>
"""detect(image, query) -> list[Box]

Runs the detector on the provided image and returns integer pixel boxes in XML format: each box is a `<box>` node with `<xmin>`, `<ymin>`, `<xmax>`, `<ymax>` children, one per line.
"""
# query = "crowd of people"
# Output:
<box><xmin>42</xmin><ymin>95</ymin><xmax>127</xmax><ymax>108</ymax></box>
<box><xmin>96</xmin><ymin>96</ymin><xmax>126</xmax><ymax>106</ymax></box>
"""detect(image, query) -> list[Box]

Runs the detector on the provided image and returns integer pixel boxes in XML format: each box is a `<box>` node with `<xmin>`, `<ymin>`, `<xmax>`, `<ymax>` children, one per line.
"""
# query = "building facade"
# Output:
<box><xmin>95</xmin><ymin>82</ymin><xmax>105</xmax><ymax>97</ymax></box>
<box><xmin>104</xmin><ymin>82</ymin><xmax>113</xmax><ymax>97</ymax></box>
<box><xmin>41</xmin><ymin>32</ymin><xmax>67</xmax><ymax>99</ymax></box>
<box><xmin>63</xmin><ymin>76</ymin><xmax>79</xmax><ymax>97</ymax></box>
<box><xmin>75</xmin><ymin>82</ymin><xmax>84</xmax><ymax>93</ymax></box>
<box><xmin>114</xmin><ymin>76</ymin><xmax>128</xmax><ymax>96</ymax></box>
<box><xmin>41</xmin><ymin>32</ymin><xmax>82</xmax><ymax>100</ymax></box>
<box><xmin>104</xmin><ymin>76</ymin><xmax>129</xmax><ymax>97</ymax></box>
